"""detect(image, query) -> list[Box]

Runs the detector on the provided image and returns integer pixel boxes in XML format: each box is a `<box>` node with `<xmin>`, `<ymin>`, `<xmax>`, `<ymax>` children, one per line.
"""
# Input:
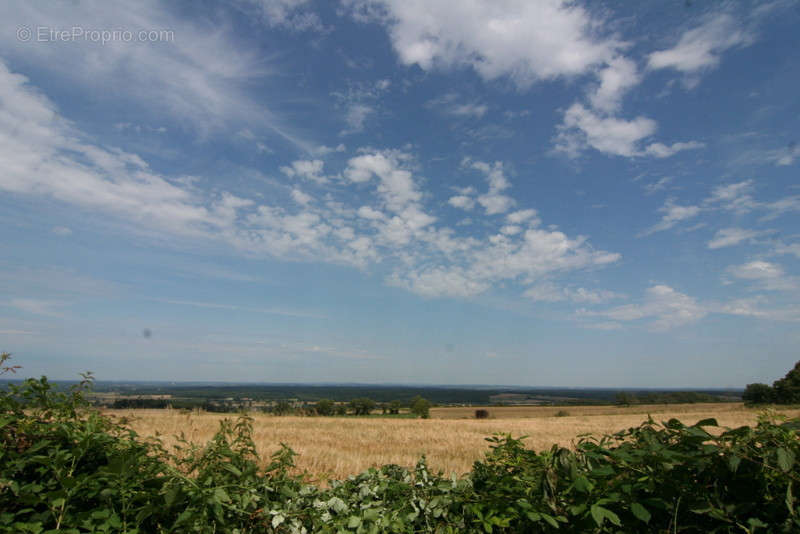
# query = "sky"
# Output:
<box><xmin>0</xmin><ymin>0</ymin><xmax>798</xmax><ymax>387</ymax></box>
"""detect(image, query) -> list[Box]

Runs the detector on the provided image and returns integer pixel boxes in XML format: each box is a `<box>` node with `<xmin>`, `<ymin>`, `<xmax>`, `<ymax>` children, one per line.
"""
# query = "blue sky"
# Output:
<box><xmin>1</xmin><ymin>1</ymin><xmax>798</xmax><ymax>387</ymax></box>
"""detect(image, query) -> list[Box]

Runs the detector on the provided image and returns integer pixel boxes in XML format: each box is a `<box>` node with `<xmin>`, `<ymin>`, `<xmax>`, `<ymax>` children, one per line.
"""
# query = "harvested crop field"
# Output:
<box><xmin>110</xmin><ymin>403</ymin><xmax>800</xmax><ymax>482</ymax></box>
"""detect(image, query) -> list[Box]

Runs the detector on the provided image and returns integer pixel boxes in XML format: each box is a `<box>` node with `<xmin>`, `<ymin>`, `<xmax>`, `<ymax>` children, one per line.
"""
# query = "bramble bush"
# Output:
<box><xmin>2</xmin><ymin>352</ymin><xmax>800</xmax><ymax>533</ymax></box>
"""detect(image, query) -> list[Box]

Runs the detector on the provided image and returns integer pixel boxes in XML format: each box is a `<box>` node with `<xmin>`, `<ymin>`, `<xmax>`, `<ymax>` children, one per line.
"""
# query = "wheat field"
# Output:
<box><xmin>111</xmin><ymin>403</ymin><xmax>800</xmax><ymax>482</ymax></box>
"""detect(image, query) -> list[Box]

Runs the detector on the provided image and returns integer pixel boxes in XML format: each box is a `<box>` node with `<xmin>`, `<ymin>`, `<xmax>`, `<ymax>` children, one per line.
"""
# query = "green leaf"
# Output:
<box><xmin>590</xmin><ymin>504</ymin><xmax>621</xmax><ymax>527</ymax></box>
<box><xmin>164</xmin><ymin>486</ymin><xmax>181</xmax><ymax>508</ymax></box>
<box><xmin>777</xmin><ymin>448</ymin><xmax>795</xmax><ymax>472</ymax></box>
<box><xmin>572</xmin><ymin>475</ymin><xmax>594</xmax><ymax>493</ymax></box>
<box><xmin>222</xmin><ymin>463</ymin><xmax>242</xmax><ymax>477</ymax></box>
<box><xmin>347</xmin><ymin>516</ymin><xmax>362</xmax><ymax>528</ymax></box>
<box><xmin>630</xmin><ymin>502</ymin><xmax>651</xmax><ymax>523</ymax></box>
<box><xmin>213</xmin><ymin>487</ymin><xmax>230</xmax><ymax>503</ymax></box>
<box><xmin>540</xmin><ymin>513</ymin><xmax>559</xmax><ymax>528</ymax></box>
<box><xmin>728</xmin><ymin>455</ymin><xmax>742</xmax><ymax>473</ymax></box>
<box><xmin>695</xmin><ymin>418</ymin><xmax>718</xmax><ymax>427</ymax></box>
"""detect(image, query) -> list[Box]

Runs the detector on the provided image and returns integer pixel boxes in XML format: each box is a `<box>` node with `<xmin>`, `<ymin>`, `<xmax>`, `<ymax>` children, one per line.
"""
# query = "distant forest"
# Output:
<box><xmin>0</xmin><ymin>381</ymin><xmax>740</xmax><ymax>412</ymax></box>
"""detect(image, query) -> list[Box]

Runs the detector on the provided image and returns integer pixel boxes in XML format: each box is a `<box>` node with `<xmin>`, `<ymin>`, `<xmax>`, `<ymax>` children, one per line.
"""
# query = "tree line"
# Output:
<box><xmin>743</xmin><ymin>360</ymin><xmax>800</xmax><ymax>404</ymax></box>
<box><xmin>109</xmin><ymin>395</ymin><xmax>433</xmax><ymax>417</ymax></box>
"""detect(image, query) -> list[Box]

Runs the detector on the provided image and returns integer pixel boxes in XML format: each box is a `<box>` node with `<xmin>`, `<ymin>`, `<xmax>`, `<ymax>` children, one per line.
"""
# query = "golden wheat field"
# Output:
<box><xmin>110</xmin><ymin>403</ymin><xmax>800</xmax><ymax>482</ymax></box>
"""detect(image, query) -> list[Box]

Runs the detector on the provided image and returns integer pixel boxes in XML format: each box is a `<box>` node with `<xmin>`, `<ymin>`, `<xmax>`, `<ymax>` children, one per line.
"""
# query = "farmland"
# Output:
<box><xmin>6</xmin><ymin>361</ymin><xmax>800</xmax><ymax>532</ymax></box>
<box><xmin>113</xmin><ymin>402</ymin><xmax>800</xmax><ymax>481</ymax></box>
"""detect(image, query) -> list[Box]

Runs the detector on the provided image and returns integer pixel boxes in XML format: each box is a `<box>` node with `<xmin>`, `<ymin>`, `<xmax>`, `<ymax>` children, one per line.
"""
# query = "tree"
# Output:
<box><xmin>615</xmin><ymin>392</ymin><xmax>634</xmax><ymax>406</ymax></box>
<box><xmin>388</xmin><ymin>400</ymin><xmax>402</xmax><ymax>415</ymax></box>
<box><xmin>272</xmin><ymin>400</ymin><xmax>292</xmax><ymax>415</ymax></box>
<box><xmin>315</xmin><ymin>398</ymin><xmax>334</xmax><ymax>416</ymax></box>
<box><xmin>742</xmin><ymin>383</ymin><xmax>774</xmax><ymax>404</ymax></box>
<box><xmin>773</xmin><ymin>360</ymin><xmax>800</xmax><ymax>404</ymax></box>
<box><xmin>348</xmin><ymin>397</ymin><xmax>376</xmax><ymax>416</ymax></box>
<box><xmin>410</xmin><ymin>396</ymin><xmax>431</xmax><ymax>419</ymax></box>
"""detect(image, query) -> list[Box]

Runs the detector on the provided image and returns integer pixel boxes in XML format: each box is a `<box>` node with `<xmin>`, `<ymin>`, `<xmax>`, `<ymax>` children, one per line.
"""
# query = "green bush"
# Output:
<box><xmin>3</xmin><ymin>352</ymin><xmax>800</xmax><ymax>533</ymax></box>
<box><xmin>410</xmin><ymin>395</ymin><xmax>431</xmax><ymax>419</ymax></box>
<box><xmin>314</xmin><ymin>398</ymin><xmax>335</xmax><ymax>416</ymax></box>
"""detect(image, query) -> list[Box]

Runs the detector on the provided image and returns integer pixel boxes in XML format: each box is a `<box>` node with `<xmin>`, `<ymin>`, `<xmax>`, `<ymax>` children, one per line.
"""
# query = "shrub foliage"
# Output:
<box><xmin>3</xmin><ymin>356</ymin><xmax>800</xmax><ymax>533</ymax></box>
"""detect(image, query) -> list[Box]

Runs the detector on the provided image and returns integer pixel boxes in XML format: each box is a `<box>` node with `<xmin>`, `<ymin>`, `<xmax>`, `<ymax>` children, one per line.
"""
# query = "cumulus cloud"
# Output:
<box><xmin>588</xmin><ymin>57</ymin><xmax>640</xmax><ymax>113</ymax></box>
<box><xmin>463</xmin><ymin>159</ymin><xmax>516</xmax><ymax>215</ymax></box>
<box><xmin>280</xmin><ymin>159</ymin><xmax>328</xmax><ymax>183</ymax></box>
<box><xmin>555</xmin><ymin>104</ymin><xmax>703</xmax><ymax>159</ymax></box>
<box><xmin>346</xmin><ymin>0</ymin><xmax>620</xmax><ymax>87</ymax></box>
<box><xmin>290</xmin><ymin>188</ymin><xmax>313</xmax><ymax>205</ymax></box>
<box><xmin>448</xmin><ymin>195</ymin><xmax>475</xmax><ymax>210</ymax></box>
<box><xmin>555</xmin><ymin>103</ymin><xmax>656</xmax><ymax>158</ymax></box>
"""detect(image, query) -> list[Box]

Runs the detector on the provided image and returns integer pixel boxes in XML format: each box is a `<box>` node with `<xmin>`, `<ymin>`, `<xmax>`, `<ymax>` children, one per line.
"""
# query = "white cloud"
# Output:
<box><xmin>588</xmin><ymin>57</ymin><xmax>640</xmax><ymax>113</ymax></box>
<box><xmin>467</xmin><ymin>159</ymin><xmax>515</xmax><ymax>215</ymax></box>
<box><xmin>644</xmin><ymin>141</ymin><xmax>704</xmax><ymax>158</ymax></box>
<box><xmin>448</xmin><ymin>195</ymin><xmax>475</xmax><ymax>210</ymax></box>
<box><xmin>707</xmin><ymin>228</ymin><xmax>766</xmax><ymax>249</ymax></box>
<box><xmin>717</xmin><ymin>298</ymin><xmax>800</xmax><ymax>323</ymax></box>
<box><xmin>506</xmin><ymin>209</ymin><xmax>538</xmax><ymax>225</ymax></box>
<box><xmin>762</xmin><ymin>196</ymin><xmax>800</xmax><ymax>221</ymax></box>
<box><xmin>775</xmin><ymin>143</ymin><xmax>799</xmax><ymax>166</ymax></box>
<box><xmin>647</xmin><ymin>14</ymin><xmax>752</xmax><ymax>75</ymax></box>
<box><xmin>51</xmin><ymin>226</ymin><xmax>72</xmax><ymax>236</ymax></box>
<box><xmin>280</xmin><ymin>159</ymin><xmax>328</xmax><ymax>183</ymax></box>
<box><xmin>587</xmin><ymin>285</ymin><xmax>707</xmax><ymax>331</ymax></box>
<box><xmin>524</xmin><ymin>282</ymin><xmax>623</xmax><ymax>304</ymax></box>
<box><xmin>334</xmin><ymin>79</ymin><xmax>392</xmax><ymax>135</ymax></box>
<box><xmin>346</xmin><ymin>0</ymin><xmax>620</xmax><ymax>87</ymax></box>
<box><xmin>233</xmin><ymin>0</ymin><xmax>325</xmax><ymax>32</ymax></box>
<box><xmin>0</xmin><ymin>62</ymin><xmax>621</xmax><ymax>301</ymax></box>
<box><xmin>704</xmin><ymin>180</ymin><xmax>757</xmax><ymax>214</ymax></box>
<box><xmin>0</xmin><ymin>1</ymin><xmax>311</xmax><ymax>148</ymax></box>
<box><xmin>640</xmin><ymin>200</ymin><xmax>701</xmax><ymax>236</ymax></box>
<box><xmin>643</xmin><ymin>176</ymin><xmax>673</xmax><ymax>195</ymax></box>
<box><xmin>312</xmin><ymin>143</ymin><xmax>347</xmax><ymax>156</ymax></box>
<box><xmin>727</xmin><ymin>260</ymin><xmax>797</xmax><ymax>291</ymax></box>
<box><xmin>8</xmin><ymin>298</ymin><xmax>63</xmax><ymax>317</ymax></box>
<box><xmin>427</xmin><ymin>93</ymin><xmax>488</xmax><ymax>119</ymax></box>
<box><xmin>388</xmin><ymin>267</ymin><xmax>490</xmax><ymax>298</ymax></box>
<box><xmin>356</xmin><ymin>205</ymin><xmax>385</xmax><ymax>220</ymax></box>
<box><xmin>290</xmin><ymin>188</ymin><xmax>312</xmax><ymax>205</ymax></box>
<box><xmin>774</xmin><ymin>242</ymin><xmax>800</xmax><ymax>259</ymax></box>
<box><xmin>342</xmin><ymin>103</ymin><xmax>375</xmax><ymax>134</ymax></box>
<box><xmin>555</xmin><ymin>103</ymin><xmax>656</xmax><ymax>158</ymax></box>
